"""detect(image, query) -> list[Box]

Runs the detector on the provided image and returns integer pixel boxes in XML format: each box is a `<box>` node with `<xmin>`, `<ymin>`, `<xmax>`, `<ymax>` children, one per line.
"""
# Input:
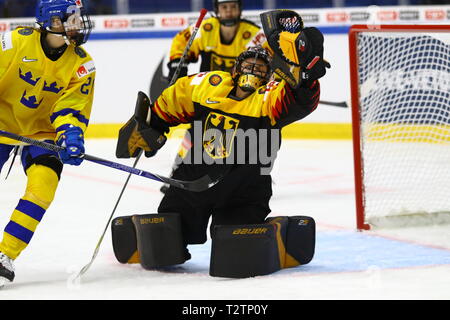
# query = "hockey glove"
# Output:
<box><xmin>167</xmin><ymin>59</ymin><xmax>189</xmax><ymax>81</ymax></box>
<box><xmin>260</xmin><ymin>10</ymin><xmax>330</xmax><ymax>87</ymax></box>
<box><xmin>298</xmin><ymin>27</ymin><xmax>331</xmax><ymax>87</ymax></box>
<box><xmin>56</xmin><ymin>126</ymin><xmax>84</xmax><ymax>166</ymax></box>
<box><xmin>116</xmin><ymin>91</ymin><xmax>167</xmax><ymax>158</ymax></box>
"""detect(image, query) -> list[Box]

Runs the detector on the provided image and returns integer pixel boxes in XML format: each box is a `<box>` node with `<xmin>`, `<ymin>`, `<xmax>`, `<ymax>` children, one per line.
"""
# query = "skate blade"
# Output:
<box><xmin>0</xmin><ymin>277</ymin><xmax>11</xmax><ymax>289</ymax></box>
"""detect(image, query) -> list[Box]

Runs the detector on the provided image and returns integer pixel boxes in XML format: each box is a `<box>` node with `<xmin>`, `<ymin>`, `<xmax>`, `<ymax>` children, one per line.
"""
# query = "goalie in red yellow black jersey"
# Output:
<box><xmin>159</xmin><ymin>0</ymin><xmax>270</xmax><ymax>194</ymax></box>
<box><xmin>115</xmin><ymin>10</ymin><xmax>329</xmax><ymax>278</ymax></box>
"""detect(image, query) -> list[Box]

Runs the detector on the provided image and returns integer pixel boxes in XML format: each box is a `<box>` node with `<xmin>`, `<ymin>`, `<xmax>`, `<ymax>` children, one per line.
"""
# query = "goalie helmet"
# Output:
<box><xmin>213</xmin><ymin>0</ymin><xmax>242</xmax><ymax>27</ymax></box>
<box><xmin>232</xmin><ymin>46</ymin><xmax>272</xmax><ymax>93</ymax></box>
<box><xmin>36</xmin><ymin>0</ymin><xmax>92</xmax><ymax>46</ymax></box>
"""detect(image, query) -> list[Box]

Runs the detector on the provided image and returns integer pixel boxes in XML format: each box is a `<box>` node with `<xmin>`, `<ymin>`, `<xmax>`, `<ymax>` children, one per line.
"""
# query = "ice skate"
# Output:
<box><xmin>0</xmin><ymin>252</ymin><xmax>15</xmax><ymax>288</ymax></box>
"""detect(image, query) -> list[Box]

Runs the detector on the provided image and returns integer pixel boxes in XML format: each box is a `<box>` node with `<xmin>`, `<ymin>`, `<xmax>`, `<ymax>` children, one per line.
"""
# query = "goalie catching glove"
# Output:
<box><xmin>116</xmin><ymin>91</ymin><xmax>167</xmax><ymax>158</ymax></box>
<box><xmin>260</xmin><ymin>9</ymin><xmax>330</xmax><ymax>88</ymax></box>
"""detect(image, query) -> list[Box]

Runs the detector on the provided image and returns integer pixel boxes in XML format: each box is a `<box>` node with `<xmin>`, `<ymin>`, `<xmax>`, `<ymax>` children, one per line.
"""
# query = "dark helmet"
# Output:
<box><xmin>232</xmin><ymin>46</ymin><xmax>272</xmax><ymax>93</ymax></box>
<box><xmin>213</xmin><ymin>0</ymin><xmax>242</xmax><ymax>13</ymax></box>
<box><xmin>36</xmin><ymin>0</ymin><xmax>92</xmax><ymax>46</ymax></box>
<box><xmin>213</xmin><ymin>0</ymin><xmax>242</xmax><ymax>27</ymax></box>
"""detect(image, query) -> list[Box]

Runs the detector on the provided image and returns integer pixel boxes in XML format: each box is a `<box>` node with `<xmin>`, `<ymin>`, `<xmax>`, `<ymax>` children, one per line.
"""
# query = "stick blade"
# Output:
<box><xmin>158</xmin><ymin>173</ymin><xmax>223</xmax><ymax>192</ymax></box>
<box><xmin>319</xmin><ymin>100</ymin><xmax>349</xmax><ymax>108</ymax></box>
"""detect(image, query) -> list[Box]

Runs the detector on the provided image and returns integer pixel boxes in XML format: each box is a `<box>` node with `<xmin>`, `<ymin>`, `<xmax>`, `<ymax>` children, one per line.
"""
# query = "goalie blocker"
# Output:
<box><xmin>116</xmin><ymin>91</ymin><xmax>167</xmax><ymax>159</ymax></box>
<box><xmin>210</xmin><ymin>216</ymin><xmax>315</xmax><ymax>278</ymax></box>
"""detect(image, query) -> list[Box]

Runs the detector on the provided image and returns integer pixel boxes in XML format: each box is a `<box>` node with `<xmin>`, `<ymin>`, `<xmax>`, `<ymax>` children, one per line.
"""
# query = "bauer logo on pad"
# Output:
<box><xmin>138</xmin><ymin>217</ymin><xmax>165</xmax><ymax>224</ymax></box>
<box><xmin>232</xmin><ymin>228</ymin><xmax>268</xmax><ymax>235</ymax></box>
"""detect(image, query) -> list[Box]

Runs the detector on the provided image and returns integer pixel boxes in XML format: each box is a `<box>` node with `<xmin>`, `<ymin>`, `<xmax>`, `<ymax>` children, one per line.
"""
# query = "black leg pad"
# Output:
<box><xmin>132</xmin><ymin>213</ymin><xmax>187</xmax><ymax>269</ymax></box>
<box><xmin>111</xmin><ymin>216</ymin><xmax>140</xmax><ymax>264</ymax></box>
<box><xmin>210</xmin><ymin>224</ymin><xmax>281</xmax><ymax>278</ymax></box>
<box><xmin>209</xmin><ymin>216</ymin><xmax>316</xmax><ymax>278</ymax></box>
<box><xmin>265</xmin><ymin>216</ymin><xmax>315</xmax><ymax>267</ymax></box>
<box><xmin>285</xmin><ymin>216</ymin><xmax>315</xmax><ymax>265</ymax></box>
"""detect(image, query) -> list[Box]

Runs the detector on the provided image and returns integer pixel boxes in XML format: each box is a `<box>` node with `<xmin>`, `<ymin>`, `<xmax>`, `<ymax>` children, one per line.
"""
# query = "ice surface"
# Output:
<box><xmin>0</xmin><ymin>139</ymin><xmax>449</xmax><ymax>300</ymax></box>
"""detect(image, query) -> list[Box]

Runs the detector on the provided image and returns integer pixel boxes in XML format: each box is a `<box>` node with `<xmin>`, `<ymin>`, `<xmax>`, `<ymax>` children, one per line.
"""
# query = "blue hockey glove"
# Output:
<box><xmin>56</xmin><ymin>126</ymin><xmax>85</xmax><ymax>166</ymax></box>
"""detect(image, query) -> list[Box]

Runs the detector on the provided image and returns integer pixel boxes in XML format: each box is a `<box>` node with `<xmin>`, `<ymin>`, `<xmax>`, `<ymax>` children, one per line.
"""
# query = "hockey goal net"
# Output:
<box><xmin>349</xmin><ymin>25</ymin><xmax>450</xmax><ymax>230</ymax></box>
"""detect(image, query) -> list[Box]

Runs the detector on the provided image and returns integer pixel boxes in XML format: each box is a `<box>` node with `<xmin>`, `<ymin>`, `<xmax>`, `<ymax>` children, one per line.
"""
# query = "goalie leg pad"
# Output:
<box><xmin>266</xmin><ymin>215</ymin><xmax>316</xmax><ymax>267</ymax></box>
<box><xmin>209</xmin><ymin>216</ymin><xmax>315</xmax><ymax>278</ymax></box>
<box><xmin>286</xmin><ymin>216</ymin><xmax>315</xmax><ymax>265</ymax></box>
<box><xmin>209</xmin><ymin>223</ymin><xmax>281</xmax><ymax>278</ymax></box>
<box><xmin>131</xmin><ymin>213</ymin><xmax>188</xmax><ymax>269</ymax></box>
<box><xmin>111</xmin><ymin>216</ymin><xmax>140</xmax><ymax>264</ymax></box>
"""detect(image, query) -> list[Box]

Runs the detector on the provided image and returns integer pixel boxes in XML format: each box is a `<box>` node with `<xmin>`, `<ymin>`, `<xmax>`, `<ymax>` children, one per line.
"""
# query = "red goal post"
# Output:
<box><xmin>348</xmin><ymin>24</ymin><xmax>450</xmax><ymax>230</ymax></box>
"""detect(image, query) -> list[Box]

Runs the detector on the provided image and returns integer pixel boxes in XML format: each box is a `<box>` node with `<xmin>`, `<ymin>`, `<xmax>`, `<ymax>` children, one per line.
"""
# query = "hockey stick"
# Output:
<box><xmin>0</xmin><ymin>130</ymin><xmax>220</xmax><ymax>192</ymax></box>
<box><xmin>73</xmin><ymin>8</ymin><xmax>209</xmax><ymax>280</ymax></box>
<box><xmin>319</xmin><ymin>100</ymin><xmax>348</xmax><ymax>108</ymax></box>
<box><xmin>169</xmin><ymin>8</ymin><xmax>207</xmax><ymax>86</ymax></box>
<box><xmin>149</xmin><ymin>9</ymin><xmax>208</xmax><ymax>101</ymax></box>
<box><xmin>149</xmin><ymin>57</ymin><xmax>167</xmax><ymax>102</ymax></box>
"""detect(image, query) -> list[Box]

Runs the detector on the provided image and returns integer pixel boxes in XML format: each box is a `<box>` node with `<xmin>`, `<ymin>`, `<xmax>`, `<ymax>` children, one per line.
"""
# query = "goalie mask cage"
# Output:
<box><xmin>349</xmin><ymin>25</ymin><xmax>450</xmax><ymax>230</ymax></box>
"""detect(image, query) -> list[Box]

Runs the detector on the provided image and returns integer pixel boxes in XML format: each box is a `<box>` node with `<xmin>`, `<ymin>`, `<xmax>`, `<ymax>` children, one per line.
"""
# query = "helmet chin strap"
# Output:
<box><xmin>44</xmin><ymin>27</ymin><xmax>72</xmax><ymax>46</ymax></box>
<box><xmin>219</xmin><ymin>17</ymin><xmax>239</xmax><ymax>27</ymax></box>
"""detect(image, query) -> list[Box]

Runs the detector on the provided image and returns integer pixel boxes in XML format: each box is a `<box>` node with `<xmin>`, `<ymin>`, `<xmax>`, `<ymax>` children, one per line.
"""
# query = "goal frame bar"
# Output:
<box><xmin>348</xmin><ymin>24</ymin><xmax>450</xmax><ymax>231</ymax></box>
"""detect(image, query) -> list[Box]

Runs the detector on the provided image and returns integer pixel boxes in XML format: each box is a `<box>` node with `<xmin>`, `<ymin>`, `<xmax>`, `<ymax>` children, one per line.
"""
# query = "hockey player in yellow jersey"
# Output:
<box><xmin>167</xmin><ymin>0</ymin><xmax>268</xmax><ymax>79</ymax></box>
<box><xmin>116</xmin><ymin>10</ymin><xmax>329</xmax><ymax>277</ymax></box>
<box><xmin>0</xmin><ymin>0</ymin><xmax>95</xmax><ymax>287</ymax></box>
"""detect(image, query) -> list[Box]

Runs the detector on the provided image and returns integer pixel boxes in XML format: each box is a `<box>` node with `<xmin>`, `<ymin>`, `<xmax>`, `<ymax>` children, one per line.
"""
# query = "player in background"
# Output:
<box><xmin>117</xmin><ymin>10</ymin><xmax>330</xmax><ymax>277</ymax></box>
<box><xmin>0</xmin><ymin>0</ymin><xmax>95</xmax><ymax>288</ymax></box>
<box><xmin>168</xmin><ymin>0</ymin><xmax>268</xmax><ymax>78</ymax></box>
<box><xmin>161</xmin><ymin>0</ymin><xmax>269</xmax><ymax>193</ymax></box>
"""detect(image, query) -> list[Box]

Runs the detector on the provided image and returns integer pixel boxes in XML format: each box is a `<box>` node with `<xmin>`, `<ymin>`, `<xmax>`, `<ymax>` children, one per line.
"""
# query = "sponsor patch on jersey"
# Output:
<box><xmin>203</xmin><ymin>23</ymin><xmax>213</xmax><ymax>32</ymax></box>
<box><xmin>76</xmin><ymin>60</ymin><xmax>96</xmax><ymax>79</ymax></box>
<box><xmin>75</xmin><ymin>47</ymin><xmax>87</xmax><ymax>58</ymax></box>
<box><xmin>18</xmin><ymin>28</ymin><xmax>34</xmax><ymax>36</ymax></box>
<box><xmin>1</xmin><ymin>32</ymin><xmax>13</xmax><ymax>51</ymax></box>
<box><xmin>242</xmin><ymin>31</ymin><xmax>251</xmax><ymax>40</ymax></box>
<box><xmin>209</xmin><ymin>74</ymin><xmax>222</xmax><ymax>86</ymax></box>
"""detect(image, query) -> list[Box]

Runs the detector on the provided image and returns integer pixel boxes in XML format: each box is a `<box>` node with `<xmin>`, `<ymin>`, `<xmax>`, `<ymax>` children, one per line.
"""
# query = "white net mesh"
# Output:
<box><xmin>355</xmin><ymin>29</ymin><xmax>450</xmax><ymax>228</ymax></box>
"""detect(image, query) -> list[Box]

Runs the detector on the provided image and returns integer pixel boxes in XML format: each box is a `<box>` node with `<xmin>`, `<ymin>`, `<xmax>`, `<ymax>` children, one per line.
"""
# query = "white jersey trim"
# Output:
<box><xmin>190</xmin><ymin>72</ymin><xmax>208</xmax><ymax>86</ymax></box>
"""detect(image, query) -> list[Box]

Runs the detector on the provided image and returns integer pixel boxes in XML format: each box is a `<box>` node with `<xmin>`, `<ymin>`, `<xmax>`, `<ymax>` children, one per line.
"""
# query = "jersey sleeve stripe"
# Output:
<box><xmin>50</xmin><ymin>108</ymin><xmax>89</xmax><ymax>126</ymax></box>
